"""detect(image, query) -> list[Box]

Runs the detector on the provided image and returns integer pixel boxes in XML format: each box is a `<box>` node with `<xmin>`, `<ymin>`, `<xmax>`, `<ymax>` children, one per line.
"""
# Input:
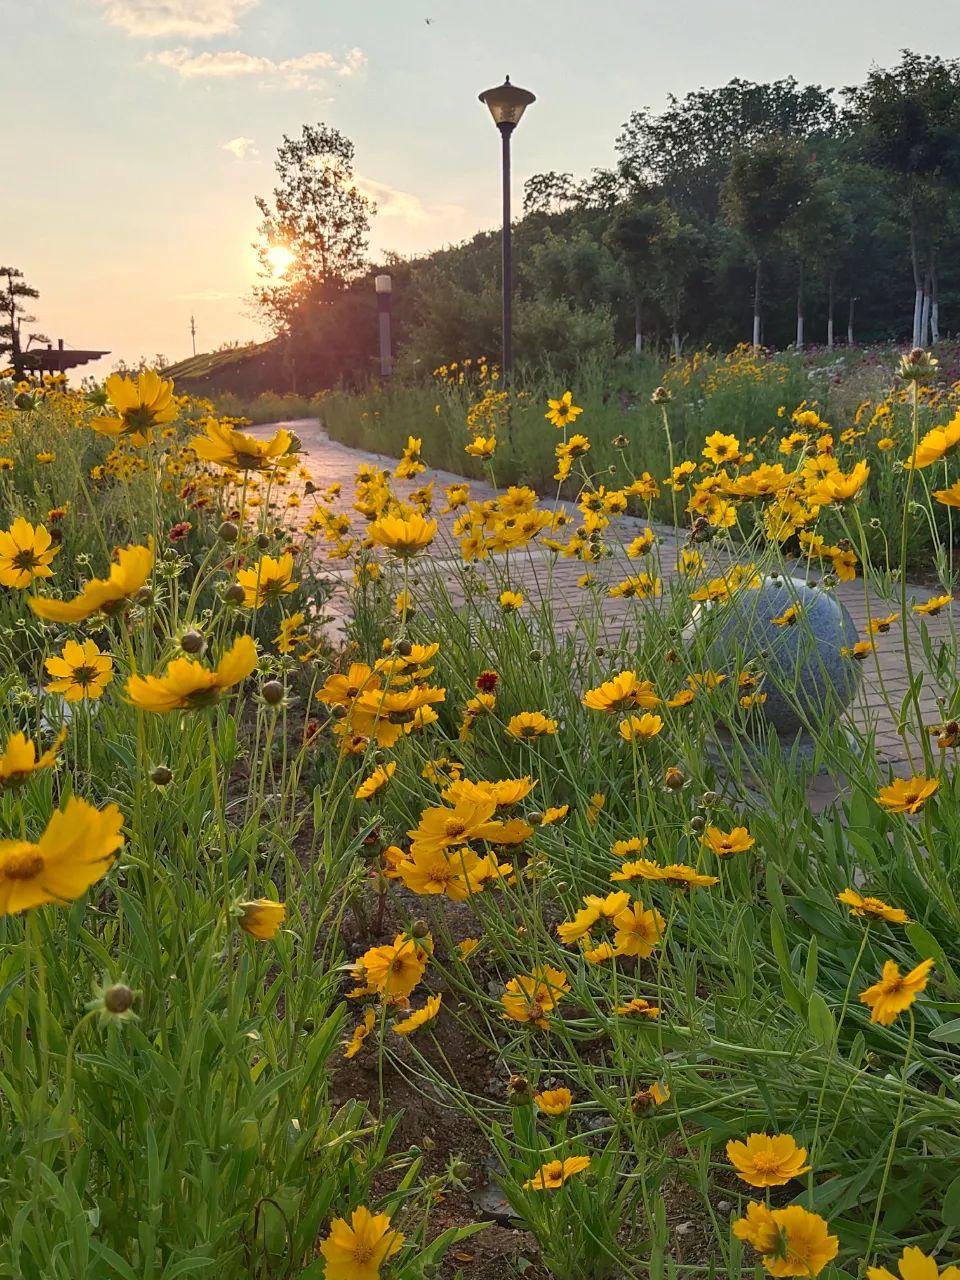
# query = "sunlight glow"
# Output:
<box><xmin>266</xmin><ymin>244</ymin><xmax>294</xmax><ymax>278</ymax></box>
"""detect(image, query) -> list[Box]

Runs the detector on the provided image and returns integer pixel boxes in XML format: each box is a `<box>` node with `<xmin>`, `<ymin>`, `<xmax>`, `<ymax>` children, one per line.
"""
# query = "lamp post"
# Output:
<box><xmin>374</xmin><ymin>273</ymin><xmax>393</xmax><ymax>378</ymax></box>
<box><xmin>479</xmin><ymin>76</ymin><xmax>535</xmax><ymax>380</ymax></box>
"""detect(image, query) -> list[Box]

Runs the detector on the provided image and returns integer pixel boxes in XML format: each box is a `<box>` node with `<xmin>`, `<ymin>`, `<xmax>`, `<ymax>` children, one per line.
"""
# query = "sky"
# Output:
<box><xmin>4</xmin><ymin>0</ymin><xmax>960</xmax><ymax>380</ymax></box>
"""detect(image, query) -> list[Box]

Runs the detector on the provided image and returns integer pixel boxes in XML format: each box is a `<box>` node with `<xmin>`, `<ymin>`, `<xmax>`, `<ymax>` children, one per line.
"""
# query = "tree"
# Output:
<box><xmin>0</xmin><ymin>267</ymin><xmax>39</xmax><ymax>379</ymax></box>
<box><xmin>617</xmin><ymin>77</ymin><xmax>838</xmax><ymax>217</ymax></box>
<box><xmin>523</xmin><ymin>171</ymin><xmax>579</xmax><ymax>216</ymax></box>
<box><xmin>604</xmin><ymin>200</ymin><xmax>670</xmax><ymax>353</ymax></box>
<box><xmin>651</xmin><ymin>210</ymin><xmax>706</xmax><ymax>355</ymax></box>
<box><xmin>845</xmin><ymin>52</ymin><xmax>960</xmax><ymax>344</ymax></box>
<box><xmin>252</xmin><ymin>124</ymin><xmax>375</xmax><ymax>335</ymax></box>
<box><xmin>722</xmin><ymin>138</ymin><xmax>813</xmax><ymax>345</ymax></box>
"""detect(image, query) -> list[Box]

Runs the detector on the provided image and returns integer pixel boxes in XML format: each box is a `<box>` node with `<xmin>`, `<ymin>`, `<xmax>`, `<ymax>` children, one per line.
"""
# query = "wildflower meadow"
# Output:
<box><xmin>1</xmin><ymin>343</ymin><xmax>960</xmax><ymax>1280</ymax></box>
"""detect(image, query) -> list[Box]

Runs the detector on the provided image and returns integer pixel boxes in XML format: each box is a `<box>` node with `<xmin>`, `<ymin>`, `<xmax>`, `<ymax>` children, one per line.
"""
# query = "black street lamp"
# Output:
<box><xmin>479</xmin><ymin>75</ymin><xmax>535</xmax><ymax>380</ymax></box>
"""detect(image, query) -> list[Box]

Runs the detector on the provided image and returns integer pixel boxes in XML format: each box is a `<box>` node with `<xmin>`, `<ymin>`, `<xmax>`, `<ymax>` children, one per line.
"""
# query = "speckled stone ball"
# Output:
<box><xmin>687</xmin><ymin>575</ymin><xmax>862</xmax><ymax>736</ymax></box>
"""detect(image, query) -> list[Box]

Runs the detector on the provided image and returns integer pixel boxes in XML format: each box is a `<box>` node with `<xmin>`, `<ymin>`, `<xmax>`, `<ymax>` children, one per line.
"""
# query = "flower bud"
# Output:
<box><xmin>411</xmin><ymin>919</ymin><xmax>430</xmax><ymax>939</ymax></box>
<box><xmin>651</xmin><ymin>386</ymin><xmax>672</xmax><ymax>405</ymax></box>
<box><xmin>150</xmin><ymin>764</ymin><xmax>174</xmax><ymax>786</ymax></box>
<box><xmin>104</xmin><ymin>984</ymin><xmax>135</xmax><ymax>1015</ymax></box>
<box><xmin>218</xmin><ymin>520</ymin><xmax>239</xmax><ymax>543</ymax></box>
<box><xmin>262</xmin><ymin>680</ymin><xmax>284</xmax><ymax>706</ymax></box>
<box><xmin>180</xmin><ymin>628</ymin><xmax>205</xmax><ymax>654</ymax></box>
<box><xmin>506</xmin><ymin>1073</ymin><xmax>531</xmax><ymax>1105</ymax></box>
<box><xmin>224</xmin><ymin>583</ymin><xmax>245</xmax><ymax>605</ymax></box>
<box><xmin>135</xmin><ymin>586</ymin><xmax>154</xmax><ymax>606</ymax></box>
<box><xmin>256</xmin><ymin>533</ymin><xmax>271</xmax><ymax>551</ymax></box>
<box><xmin>396</xmin><ymin>638</ymin><xmax>413</xmax><ymax>657</ymax></box>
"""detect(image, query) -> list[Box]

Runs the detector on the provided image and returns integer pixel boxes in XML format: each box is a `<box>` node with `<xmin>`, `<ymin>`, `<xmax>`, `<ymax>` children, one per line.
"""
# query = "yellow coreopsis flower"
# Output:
<box><xmin>30</xmin><ymin>542</ymin><xmax>154</xmax><ymax>623</ymax></box>
<box><xmin>126</xmin><ymin>634</ymin><xmax>258</xmax><ymax>713</ymax></box>
<box><xmin>464</xmin><ymin>435</ymin><xmax>496</xmax><ymax>458</ymax></box>
<box><xmin>534</xmin><ymin>1086</ymin><xmax>572</xmax><ymax>1115</ymax></box>
<box><xmin>583</xmin><ymin>670</ymin><xmax>658</xmax><ymax>714</ymax></box>
<box><xmin>0</xmin><ymin>796</ymin><xmax>124</xmax><ymax>916</ymax></box>
<box><xmin>319</xmin><ymin>1206</ymin><xmax>404</xmax><ymax>1280</ymax></box>
<box><xmin>545</xmin><ymin>390</ymin><xmax>584</xmax><ymax>429</ymax></box>
<box><xmin>358</xmin><ymin>932</ymin><xmax>430</xmax><ymax>1001</ymax></box>
<box><xmin>190</xmin><ymin>418</ymin><xmax>297</xmax><ymax>472</ymax></box>
<box><xmin>0</xmin><ymin>516</ymin><xmax>60</xmax><ymax>588</ymax></box>
<box><xmin>614</xmin><ymin>859</ymin><xmax>719</xmax><ymax>890</ymax></box>
<box><xmin>837</xmin><ymin>888</ymin><xmax>909</xmax><ymax>925</ymax></box>
<box><xmin>0</xmin><ymin>728</ymin><xmax>67</xmax><ymax>790</ymax></box>
<box><xmin>726</xmin><ymin>1133</ymin><xmax>811</xmax><ymax>1188</ymax></box>
<box><xmin>933</xmin><ymin>480</ymin><xmax>960</xmax><ymax>508</ymax></box>
<box><xmin>733</xmin><ymin>1202</ymin><xmax>838</xmax><ymax>1277</ymax></box>
<box><xmin>367</xmin><ymin>512</ymin><xmax>437</xmax><ymax>558</ymax></box>
<box><xmin>506</xmin><ymin>711</ymin><xmax>558</xmax><ymax>740</ymax></box>
<box><xmin>811</xmin><ymin>460</ymin><xmax>870</xmax><ymax>505</ymax></box>
<box><xmin>903</xmin><ymin>412</ymin><xmax>960</xmax><ymax>470</ymax></box>
<box><xmin>613</xmin><ymin>903</ymin><xmax>665</xmax><ymax>957</ymax></box>
<box><xmin>868</xmin><ymin>1247</ymin><xmax>960</xmax><ymax>1280</ymax></box>
<box><xmin>701</xmin><ymin>825</ymin><xmax>755</xmax><ymax>857</ymax></box>
<box><xmin>392</xmin><ymin>993</ymin><xmax>442</xmax><ymax>1036</ymax></box>
<box><xmin>912</xmin><ymin>593</ymin><xmax>952</xmax><ymax>617</ymax></box>
<box><xmin>859</xmin><ymin>957</ymin><xmax>933</xmax><ymax>1025</ymax></box>
<box><xmin>522</xmin><ymin>1155</ymin><xmax>590</xmax><ymax>1190</ymax></box>
<box><xmin>235</xmin><ymin>553</ymin><xmax>297</xmax><ymax>608</ymax></box>
<box><xmin>44</xmin><ymin>638</ymin><xmax>114</xmax><ymax>702</ymax></box>
<box><xmin>876</xmin><ymin>775</ymin><xmax>938</xmax><ymax>814</ymax></box>
<box><xmin>502</xmin><ymin>965</ymin><xmax>569</xmax><ymax>1027</ymax></box>
<box><xmin>93</xmin><ymin>370</ymin><xmax>177</xmax><ymax>445</ymax></box>
<box><xmin>619</xmin><ymin>713</ymin><xmax>663</xmax><ymax>742</ymax></box>
<box><xmin>237</xmin><ymin>898</ymin><xmax>285</xmax><ymax>940</ymax></box>
<box><xmin>498</xmin><ymin>589</ymin><xmax>525</xmax><ymax>611</ymax></box>
<box><xmin>355</xmin><ymin>761</ymin><xmax>396</xmax><ymax>800</ymax></box>
<box><xmin>703</xmin><ymin>431</ymin><xmax>742</xmax><ymax>465</ymax></box>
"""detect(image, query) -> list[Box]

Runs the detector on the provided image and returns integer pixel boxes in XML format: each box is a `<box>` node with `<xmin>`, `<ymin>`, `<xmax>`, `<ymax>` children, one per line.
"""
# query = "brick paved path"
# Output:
<box><xmin>257</xmin><ymin>419</ymin><xmax>956</xmax><ymax>777</ymax></box>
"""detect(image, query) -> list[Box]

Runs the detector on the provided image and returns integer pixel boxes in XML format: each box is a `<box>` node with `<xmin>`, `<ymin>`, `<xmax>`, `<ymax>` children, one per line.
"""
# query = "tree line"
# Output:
<box><xmin>245</xmin><ymin>50</ymin><xmax>960</xmax><ymax>387</ymax></box>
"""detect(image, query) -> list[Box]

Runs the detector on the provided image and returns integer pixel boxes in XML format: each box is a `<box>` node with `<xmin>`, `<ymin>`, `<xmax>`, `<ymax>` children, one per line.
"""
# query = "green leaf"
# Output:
<box><xmin>942</xmin><ymin>1173</ymin><xmax>960</xmax><ymax>1227</ymax></box>
<box><xmin>807</xmin><ymin>992</ymin><xmax>836</xmax><ymax>1046</ymax></box>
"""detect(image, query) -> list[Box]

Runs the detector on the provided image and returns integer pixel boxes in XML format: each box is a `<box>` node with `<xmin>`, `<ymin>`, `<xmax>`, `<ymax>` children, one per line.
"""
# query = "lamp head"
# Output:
<box><xmin>479</xmin><ymin>75</ymin><xmax>535</xmax><ymax>131</ymax></box>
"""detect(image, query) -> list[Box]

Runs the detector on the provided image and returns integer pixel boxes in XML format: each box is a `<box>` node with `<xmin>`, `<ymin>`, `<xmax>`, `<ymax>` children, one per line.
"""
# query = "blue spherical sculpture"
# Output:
<box><xmin>686</xmin><ymin>575</ymin><xmax>862</xmax><ymax>737</ymax></box>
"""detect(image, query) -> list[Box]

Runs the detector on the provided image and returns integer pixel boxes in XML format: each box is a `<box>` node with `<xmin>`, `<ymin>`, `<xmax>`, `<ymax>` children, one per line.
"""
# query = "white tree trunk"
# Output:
<box><xmin>634</xmin><ymin>298</ymin><xmax>643</xmax><ymax>355</ymax></box>
<box><xmin>921</xmin><ymin>287</ymin><xmax>932</xmax><ymax>347</ymax></box>
<box><xmin>913</xmin><ymin>288</ymin><xmax>924</xmax><ymax>348</ymax></box>
<box><xmin>932</xmin><ymin>300</ymin><xmax>940</xmax><ymax>344</ymax></box>
<box><xmin>796</xmin><ymin>311</ymin><xmax>804</xmax><ymax>350</ymax></box>
<box><xmin>827</xmin><ymin>315</ymin><xmax>834</xmax><ymax>348</ymax></box>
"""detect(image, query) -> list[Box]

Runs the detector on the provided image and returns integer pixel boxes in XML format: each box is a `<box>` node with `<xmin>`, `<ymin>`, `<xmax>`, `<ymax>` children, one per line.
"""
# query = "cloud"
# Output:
<box><xmin>96</xmin><ymin>0</ymin><xmax>258</xmax><ymax>38</ymax></box>
<box><xmin>151</xmin><ymin>46</ymin><xmax>366</xmax><ymax>88</ymax></box>
<box><xmin>355</xmin><ymin>177</ymin><xmax>465</xmax><ymax>228</ymax></box>
<box><xmin>222</xmin><ymin>136</ymin><xmax>258</xmax><ymax>160</ymax></box>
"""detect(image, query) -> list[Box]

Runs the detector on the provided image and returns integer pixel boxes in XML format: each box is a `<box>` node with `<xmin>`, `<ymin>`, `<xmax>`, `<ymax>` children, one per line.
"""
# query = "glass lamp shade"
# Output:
<box><xmin>479</xmin><ymin>76</ymin><xmax>535</xmax><ymax>129</ymax></box>
<box><xmin>374</xmin><ymin>274</ymin><xmax>392</xmax><ymax>295</ymax></box>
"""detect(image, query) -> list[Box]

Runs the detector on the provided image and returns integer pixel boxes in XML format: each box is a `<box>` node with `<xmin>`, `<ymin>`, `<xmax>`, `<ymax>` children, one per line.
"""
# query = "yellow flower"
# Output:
<box><xmin>126</xmin><ymin>634</ymin><xmax>258</xmax><ymax>713</ymax></box>
<box><xmin>94</xmin><ymin>370</ymin><xmax>177</xmax><ymax>445</ymax></box>
<box><xmin>457</xmin><ymin>937</ymin><xmax>480</xmax><ymax>959</ymax></box>
<box><xmin>583</xmin><ymin>671</ymin><xmax>658</xmax><ymax>713</ymax></box>
<box><xmin>615</xmin><ymin>997</ymin><xmax>661</xmax><ymax>1018</ymax></box>
<box><xmin>608</xmin><ymin>573</ymin><xmax>661</xmax><ymax>599</ymax></box>
<box><xmin>359</xmin><ymin>933</ymin><xmax>430</xmax><ymax>1001</ymax></box>
<box><xmin>868</xmin><ymin>1246</ymin><xmax>960</xmax><ymax>1280</ymax></box>
<box><xmin>632</xmin><ymin>1080</ymin><xmax>670</xmax><ymax>1111</ymax></box>
<box><xmin>506</xmin><ymin>711</ymin><xmax>558</xmax><ymax>740</ymax></box>
<box><xmin>613</xmin><ymin>903</ymin><xmax>665</xmax><ymax>957</ymax></box>
<box><xmin>499</xmin><ymin>589</ymin><xmax>525</xmax><ymax>611</ymax></box>
<box><xmin>733</xmin><ymin>1202</ymin><xmax>838</xmax><ymax>1277</ymax></box>
<box><xmin>274</xmin><ymin>611</ymin><xmax>307</xmax><ymax>654</ymax></box>
<box><xmin>464</xmin><ymin>435</ymin><xmax>496</xmax><ymax>458</ymax></box>
<box><xmin>502</xmin><ymin>965</ymin><xmax>569</xmax><ymax>1027</ymax></box>
<box><xmin>0</xmin><ymin>728</ymin><xmax>66</xmax><ymax>789</ymax></box>
<box><xmin>522</xmin><ymin>1155</ymin><xmax>590</xmax><ymax>1190</ymax></box>
<box><xmin>30</xmin><ymin>542</ymin><xmax>154</xmax><ymax>623</ymax></box>
<box><xmin>368</xmin><ymin>512</ymin><xmax>437</xmax><ymax>557</ymax></box>
<box><xmin>319</xmin><ymin>1205</ymin><xmax>404</xmax><ymax>1280</ymax></box>
<box><xmin>703</xmin><ymin>431</ymin><xmax>741</xmax><ymax>465</ymax></box>
<box><xmin>0</xmin><ymin>796</ymin><xmax>124</xmax><ymax>916</ymax></box>
<box><xmin>933</xmin><ymin>480</ymin><xmax>960</xmax><ymax>508</ymax></box>
<box><xmin>876</xmin><ymin>775</ymin><xmax>938</xmax><ymax>814</ymax></box>
<box><xmin>343</xmin><ymin>1008</ymin><xmax>376</xmax><ymax>1060</ymax></box>
<box><xmin>726</xmin><ymin>1134</ymin><xmax>811</xmax><ymax>1188</ymax></box>
<box><xmin>190</xmin><ymin>418</ymin><xmax>297</xmax><ymax>471</ymax></box>
<box><xmin>44</xmin><ymin>638</ymin><xmax>114</xmax><ymax>702</ymax></box>
<box><xmin>392</xmin><ymin>993</ymin><xmax>442</xmax><ymax>1035</ymax></box>
<box><xmin>913</xmin><ymin>593</ymin><xmax>952</xmax><ymax>616</ymax></box>
<box><xmin>904</xmin><ymin>412</ymin><xmax>960</xmax><ymax>469</ymax></box>
<box><xmin>771</xmin><ymin>605</ymin><xmax>799</xmax><ymax>628</ymax></box>
<box><xmin>837</xmin><ymin>888</ymin><xmax>909</xmax><ymax>925</ymax></box>
<box><xmin>534</xmin><ymin>1086</ymin><xmax>572</xmax><ymax>1115</ymax></box>
<box><xmin>237</xmin><ymin>898</ymin><xmax>285</xmax><ymax>940</ymax></box>
<box><xmin>868</xmin><ymin>613</ymin><xmax>898</xmax><ymax>635</ymax></box>
<box><xmin>545</xmin><ymin>390</ymin><xmax>584</xmax><ymax>429</ymax></box>
<box><xmin>859</xmin><ymin>957</ymin><xmax>933</xmax><ymax>1025</ymax></box>
<box><xmin>396</xmin><ymin>845</ymin><xmax>500</xmax><ymax>900</ymax></box>
<box><xmin>235</xmin><ymin>553</ymin><xmax>297</xmax><ymax>608</ymax></box>
<box><xmin>811</xmin><ymin>460</ymin><xmax>869</xmax><ymax>504</ymax></box>
<box><xmin>619</xmin><ymin>713</ymin><xmax>663</xmax><ymax>742</ymax></box>
<box><xmin>701</xmin><ymin>825</ymin><xmax>754</xmax><ymax>857</ymax></box>
<box><xmin>614</xmin><ymin>859</ymin><xmax>719</xmax><ymax>890</ymax></box>
<box><xmin>0</xmin><ymin>517</ymin><xmax>60</xmax><ymax>588</ymax></box>
<box><xmin>355</xmin><ymin>762</ymin><xmax>396</xmax><ymax>800</ymax></box>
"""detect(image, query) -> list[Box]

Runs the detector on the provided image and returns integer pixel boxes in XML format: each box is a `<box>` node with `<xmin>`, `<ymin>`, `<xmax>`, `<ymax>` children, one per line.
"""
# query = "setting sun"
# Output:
<box><xmin>266</xmin><ymin>244</ymin><xmax>294</xmax><ymax>277</ymax></box>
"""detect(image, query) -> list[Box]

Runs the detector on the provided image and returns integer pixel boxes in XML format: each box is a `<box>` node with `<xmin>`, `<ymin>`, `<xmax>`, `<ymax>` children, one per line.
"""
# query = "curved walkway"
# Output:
<box><xmin>253</xmin><ymin>419</ymin><xmax>955</xmax><ymax>779</ymax></box>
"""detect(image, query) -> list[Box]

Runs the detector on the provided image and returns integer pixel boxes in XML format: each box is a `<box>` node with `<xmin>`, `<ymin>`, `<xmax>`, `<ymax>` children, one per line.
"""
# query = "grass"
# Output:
<box><xmin>0</xmin><ymin>353</ymin><xmax>959</xmax><ymax>1280</ymax></box>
